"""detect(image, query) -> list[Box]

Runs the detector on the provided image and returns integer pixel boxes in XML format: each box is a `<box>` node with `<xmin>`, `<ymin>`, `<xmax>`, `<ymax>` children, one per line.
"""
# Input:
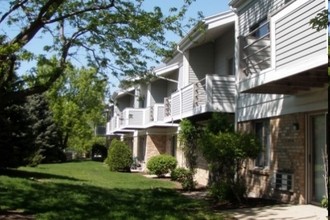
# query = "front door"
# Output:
<box><xmin>309</xmin><ymin>113</ymin><xmax>328</xmax><ymax>204</ymax></box>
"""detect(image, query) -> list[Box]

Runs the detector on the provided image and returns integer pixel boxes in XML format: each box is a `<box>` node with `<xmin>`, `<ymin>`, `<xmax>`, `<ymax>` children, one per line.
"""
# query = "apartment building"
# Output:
<box><xmin>106</xmin><ymin>11</ymin><xmax>236</xmax><ymax>185</ymax></box>
<box><xmin>229</xmin><ymin>0</ymin><xmax>328</xmax><ymax>205</ymax></box>
<box><xmin>106</xmin><ymin>0</ymin><xmax>328</xmax><ymax>205</ymax></box>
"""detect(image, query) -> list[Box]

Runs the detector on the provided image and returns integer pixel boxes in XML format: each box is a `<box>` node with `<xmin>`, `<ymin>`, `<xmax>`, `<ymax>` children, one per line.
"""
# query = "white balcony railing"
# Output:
<box><xmin>150</xmin><ymin>104</ymin><xmax>165</xmax><ymax>122</ymax></box>
<box><xmin>164</xmin><ymin>75</ymin><xmax>236</xmax><ymax>121</ymax></box>
<box><xmin>121</xmin><ymin>108</ymin><xmax>147</xmax><ymax>128</ymax></box>
<box><xmin>107</xmin><ymin>103</ymin><xmax>168</xmax><ymax>133</ymax></box>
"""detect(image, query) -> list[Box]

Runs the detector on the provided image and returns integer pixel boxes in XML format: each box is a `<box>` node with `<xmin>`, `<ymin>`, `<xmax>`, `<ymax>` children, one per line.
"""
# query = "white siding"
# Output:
<box><xmin>237</xmin><ymin>87</ymin><xmax>328</xmax><ymax>122</ymax></box>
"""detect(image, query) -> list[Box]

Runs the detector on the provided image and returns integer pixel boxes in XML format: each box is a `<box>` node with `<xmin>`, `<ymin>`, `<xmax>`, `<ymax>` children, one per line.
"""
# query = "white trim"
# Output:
<box><xmin>154</xmin><ymin>62</ymin><xmax>181</xmax><ymax>76</ymax></box>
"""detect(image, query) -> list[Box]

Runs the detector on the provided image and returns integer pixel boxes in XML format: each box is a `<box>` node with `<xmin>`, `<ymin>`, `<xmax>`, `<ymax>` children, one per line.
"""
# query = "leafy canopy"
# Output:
<box><xmin>0</xmin><ymin>0</ymin><xmax>197</xmax><ymax>104</ymax></box>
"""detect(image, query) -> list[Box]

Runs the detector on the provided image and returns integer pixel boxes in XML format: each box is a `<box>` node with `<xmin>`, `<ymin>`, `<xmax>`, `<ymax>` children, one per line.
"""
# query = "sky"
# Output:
<box><xmin>1</xmin><ymin>1</ymin><xmax>231</xmax><ymax>91</ymax></box>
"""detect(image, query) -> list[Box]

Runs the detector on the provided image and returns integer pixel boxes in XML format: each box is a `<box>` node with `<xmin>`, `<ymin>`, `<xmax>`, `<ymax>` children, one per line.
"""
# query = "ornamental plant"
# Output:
<box><xmin>147</xmin><ymin>154</ymin><xmax>177</xmax><ymax>177</ymax></box>
<box><xmin>105</xmin><ymin>139</ymin><xmax>132</xmax><ymax>172</ymax></box>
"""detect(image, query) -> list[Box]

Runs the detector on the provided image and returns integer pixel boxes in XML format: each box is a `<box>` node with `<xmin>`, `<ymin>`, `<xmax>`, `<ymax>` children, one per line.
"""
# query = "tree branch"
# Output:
<box><xmin>44</xmin><ymin>0</ymin><xmax>115</xmax><ymax>24</ymax></box>
<box><xmin>0</xmin><ymin>0</ymin><xmax>29</xmax><ymax>24</ymax></box>
<box><xmin>10</xmin><ymin>0</ymin><xmax>65</xmax><ymax>47</ymax></box>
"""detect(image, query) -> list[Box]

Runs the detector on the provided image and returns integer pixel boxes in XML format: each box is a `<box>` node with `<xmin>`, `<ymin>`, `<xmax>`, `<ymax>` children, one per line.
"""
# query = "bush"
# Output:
<box><xmin>147</xmin><ymin>154</ymin><xmax>177</xmax><ymax>177</ymax></box>
<box><xmin>171</xmin><ymin>167</ymin><xmax>197</xmax><ymax>191</ymax></box>
<box><xmin>105</xmin><ymin>139</ymin><xmax>132</xmax><ymax>172</ymax></box>
<box><xmin>209</xmin><ymin>181</ymin><xmax>246</xmax><ymax>202</ymax></box>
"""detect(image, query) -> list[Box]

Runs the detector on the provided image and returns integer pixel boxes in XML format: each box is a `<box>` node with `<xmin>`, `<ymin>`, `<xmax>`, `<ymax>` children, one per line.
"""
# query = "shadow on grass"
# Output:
<box><xmin>0</xmin><ymin>177</ymin><xmax>223</xmax><ymax>220</ymax></box>
<box><xmin>0</xmin><ymin>168</ymin><xmax>80</xmax><ymax>182</ymax></box>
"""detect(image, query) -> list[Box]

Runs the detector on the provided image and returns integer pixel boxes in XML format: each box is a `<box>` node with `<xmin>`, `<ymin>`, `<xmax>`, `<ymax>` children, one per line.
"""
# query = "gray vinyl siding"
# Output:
<box><xmin>214</xmin><ymin>28</ymin><xmax>235</xmax><ymax>76</ymax></box>
<box><xmin>189</xmin><ymin>43</ymin><xmax>215</xmax><ymax>83</ymax></box>
<box><xmin>212</xmin><ymin>80</ymin><xmax>236</xmax><ymax>104</ymax></box>
<box><xmin>117</xmin><ymin>94</ymin><xmax>134</xmax><ymax>111</ymax></box>
<box><xmin>238</xmin><ymin>0</ymin><xmax>285</xmax><ymax>36</ymax></box>
<box><xmin>171</xmin><ymin>94</ymin><xmax>180</xmax><ymax>117</ymax></box>
<box><xmin>275</xmin><ymin>0</ymin><xmax>326</xmax><ymax>69</ymax></box>
<box><xmin>127</xmin><ymin>110</ymin><xmax>143</xmax><ymax>125</ymax></box>
<box><xmin>237</xmin><ymin>87</ymin><xmax>328</xmax><ymax>122</ymax></box>
<box><xmin>181</xmin><ymin>87</ymin><xmax>194</xmax><ymax>113</ymax></box>
<box><xmin>150</xmin><ymin>80</ymin><xmax>167</xmax><ymax>106</ymax></box>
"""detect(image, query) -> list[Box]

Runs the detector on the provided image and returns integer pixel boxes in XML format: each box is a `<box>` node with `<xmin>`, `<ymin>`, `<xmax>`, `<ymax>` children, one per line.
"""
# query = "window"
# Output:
<box><xmin>254</xmin><ymin>120</ymin><xmax>271</xmax><ymax>167</ymax></box>
<box><xmin>249</xmin><ymin>17</ymin><xmax>269</xmax><ymax>38</ymax></box>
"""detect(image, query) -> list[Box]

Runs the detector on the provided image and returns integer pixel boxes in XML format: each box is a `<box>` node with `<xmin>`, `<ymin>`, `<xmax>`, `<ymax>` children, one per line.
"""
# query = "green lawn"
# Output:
<box><xmin>0</xmin><ymin>161</ymin><xmax>228</xmax><ymax>220</ymax></box>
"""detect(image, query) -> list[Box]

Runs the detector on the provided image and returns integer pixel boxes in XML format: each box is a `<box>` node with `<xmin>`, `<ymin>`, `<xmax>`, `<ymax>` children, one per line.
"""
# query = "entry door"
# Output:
<box><xmin>309</xmin><ymin>113</ymin><xmax>327</xmax><ymax>204</ymax></box>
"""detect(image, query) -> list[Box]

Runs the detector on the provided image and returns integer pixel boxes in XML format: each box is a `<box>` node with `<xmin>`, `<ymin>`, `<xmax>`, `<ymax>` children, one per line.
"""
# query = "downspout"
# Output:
<box><xmin>231</xmin><ymin>6</ymin><xmax>240</xmax><ymax>132</ymax></box>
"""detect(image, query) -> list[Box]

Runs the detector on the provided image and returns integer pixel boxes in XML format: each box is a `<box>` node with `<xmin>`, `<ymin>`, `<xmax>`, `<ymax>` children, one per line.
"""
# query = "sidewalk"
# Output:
<box><xmin>224</xmin><ymin>204</ymin><xmax>328</xmax><ymax>220</ymax></box>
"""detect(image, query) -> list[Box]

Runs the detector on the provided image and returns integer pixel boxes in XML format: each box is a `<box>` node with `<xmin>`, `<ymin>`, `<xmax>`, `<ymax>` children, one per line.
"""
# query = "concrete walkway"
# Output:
<box><xmin>224</xmin><ymin>204</ymin><xmax>328</xmax><ymax>220</ymax></box>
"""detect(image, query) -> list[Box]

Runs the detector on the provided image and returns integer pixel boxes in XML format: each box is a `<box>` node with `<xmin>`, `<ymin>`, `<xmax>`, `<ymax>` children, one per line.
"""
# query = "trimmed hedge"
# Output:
<box><xmin>147</xmin><ymin>154</ymin><xmax>177</xmax><ymax>177</ymax></box>
<box><xmin>105</xmin><ymin>139</ymin><xmax>132</xmax><ymax>172</ymax></box>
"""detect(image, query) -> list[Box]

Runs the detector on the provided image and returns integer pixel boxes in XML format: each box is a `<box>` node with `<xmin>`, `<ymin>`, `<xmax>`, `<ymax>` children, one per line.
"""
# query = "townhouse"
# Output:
<box><xmin>106</xmin><ymin>0</ymin><xmax>328</xmax><ymax>205</ymax></box>
<box><xmin>106</xmin><ymin>11</ymin><xmax>236</xmax><ymax>185</ymax></box>
<box><xmin>229</xmin><ymin>0</ymin><xmax>328</xmax><ymax>205</ymax></box>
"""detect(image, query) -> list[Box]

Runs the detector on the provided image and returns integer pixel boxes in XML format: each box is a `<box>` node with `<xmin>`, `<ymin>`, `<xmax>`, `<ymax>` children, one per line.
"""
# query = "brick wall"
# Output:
<box><xmin>145</xmin><ymin>134</ymin><xmax>167</xmax><ymax>165</ymax></box>
<box><xmin>239</xmin><ymin>113</ymin><xmax>306</xmax><ymax>204</ymax></box>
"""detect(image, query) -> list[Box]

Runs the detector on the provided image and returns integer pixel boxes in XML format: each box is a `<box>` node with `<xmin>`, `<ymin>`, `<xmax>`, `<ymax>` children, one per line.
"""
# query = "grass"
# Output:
<box><xmin>0</xmin><ymin>161</ymin><xmax>228</xmax><ymax>220</ymax></box>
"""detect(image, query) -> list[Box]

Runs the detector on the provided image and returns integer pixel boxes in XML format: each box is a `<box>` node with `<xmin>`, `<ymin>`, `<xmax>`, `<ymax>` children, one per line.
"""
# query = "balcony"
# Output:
<box><xmin>164</xmin><ymin>75</ymin><xmax>236</xmax><ymax>122</ymax></box>
<box><xmin>240</xmin><ymin>21</ymin><xmax>271</xmax><ymax>77</ymax></box>
<box><xmin>239</xmin><ymin>0</ymin><xmax>327</xmax><ymax>94</ymax></box>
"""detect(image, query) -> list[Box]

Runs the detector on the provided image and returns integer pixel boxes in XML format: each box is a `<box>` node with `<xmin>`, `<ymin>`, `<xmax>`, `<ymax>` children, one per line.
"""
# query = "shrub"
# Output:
<box><xmin>209</xmin><ymin>181</ymin><xmax>246</xmax><ymax>202</ymax></box>
<box><xmin>105</xmin><ymin>139</ymin><xmax>132</xmax><ymax>172</ymax></box>
<box><xmin>147</xmin><ymin>154</ymin><xmax>177</xmax><ymax>177</ymax></box>
<box><xmin>171</xmin><ymin>167</ymin><xmax>188</xmax><ymax>181</ymax></box>
<box><xmin>171</xmin><ymin>167</ymin><xmax>197</xmax><ymax>191</ymax></box>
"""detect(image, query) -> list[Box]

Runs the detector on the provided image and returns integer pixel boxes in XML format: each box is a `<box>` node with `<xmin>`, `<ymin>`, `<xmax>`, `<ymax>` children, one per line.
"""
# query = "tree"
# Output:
<box><xmin>0</xmin><ymin>0</ymin><xmax>196</xmax><ymax>106</ymax></box>
<box><xmin>0</xmin><ymin>0</ymin><xmax>196</xmax><ymax>167</ymax></box>
<box><xmin>0</xmin><ymin>99</ymin><xmax>35</xmax><ymax>168</ymax></box>
<box><xmin>25</xmin><ymin>94</ymin><xmax>65</xmax><ymax>164</ymax></box>
<box><xmin>46</xmin><ymin>63</ymin><xmax>107</xmax><ymax>152</ymax></box>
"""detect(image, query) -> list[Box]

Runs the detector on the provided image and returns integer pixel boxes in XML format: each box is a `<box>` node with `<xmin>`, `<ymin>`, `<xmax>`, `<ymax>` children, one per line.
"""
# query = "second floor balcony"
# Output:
<box><xmin>238</xmin><ymin>0</ymin><xmax>327</xmax><ymax>94</ymax></box>
<box><xmin>164</xmin><ymin>74</ymin><xmax>236</xmax><ymax>122</ymax></box>
<box><xmin>106</xmin><ymin>103</ymin><xmax>177</xmax><ymax>135</ymax></box>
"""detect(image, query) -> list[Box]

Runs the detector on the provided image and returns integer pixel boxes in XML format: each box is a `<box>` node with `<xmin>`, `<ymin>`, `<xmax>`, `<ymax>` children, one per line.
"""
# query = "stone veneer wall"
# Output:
<box><xmin>238</xmin><ymin>113</ymin><xmax>306</xmax><ymax>204</ymax></box>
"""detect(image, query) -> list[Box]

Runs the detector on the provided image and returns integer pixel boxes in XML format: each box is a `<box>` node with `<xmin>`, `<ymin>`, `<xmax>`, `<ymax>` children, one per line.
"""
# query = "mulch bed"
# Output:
<box><xmin>0</xmin><ymin>210</ymin><xmax>34</xmax><ymax>220</ymax></box>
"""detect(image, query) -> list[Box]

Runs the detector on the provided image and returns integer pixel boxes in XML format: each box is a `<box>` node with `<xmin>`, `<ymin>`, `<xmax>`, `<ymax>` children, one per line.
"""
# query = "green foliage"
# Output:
<box><xmin>46</xmin><ymin>64</ymin><xmax>107</xmax><ymax>152</ymax></box>
<box><xmin>199</xmin><ymin>113</ymin><xmax>260</xmax><ymax>202</ymax></box>
<box><xmin>310</xmin><ymin>9</ymin><xmax>329</xmax><ymax>31</ymax></box>
<box><xmin>25</xmin><ymin>94</ymin><xmax>65</xmax><ymax>164</ymax></box>
<box><xmin>0</xmin><ymin>0</ymin><xmax>197</xmax><ymax>169</ymax></box>
<box><xmin>171</xmin><ymin>167</ymin><xmax>197</xmax><ymax>191</ymax></box>
<box><xmin>179</xmin><ymin>119</ymin><xmax>201</xmax><ymax>170</ymax></box>
<box><xmin>147</xmin><ymin>154</ymin><xmax>177</xmax><ymax>177</ymax></box>
<box><xmin>321</xmin><ymin>196</ymin><xmax>328</xmax><ymax>209</ymax></box>
<box><xmin>105</xmin><ymin>139</ymin><xmax>132</xmax><ymax>172</ymax></box>
<box><xmin>0</xmin><ymin>102</ymin><xmax>32</xmax><ymax>168</ymax></box>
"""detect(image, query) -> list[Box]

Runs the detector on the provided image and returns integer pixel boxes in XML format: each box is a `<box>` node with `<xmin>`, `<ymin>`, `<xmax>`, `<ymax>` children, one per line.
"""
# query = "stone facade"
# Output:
<box><xmin>238</xmin><ymin>113</ymin><xmax>307</xmax><ymax>204</ymax></box>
